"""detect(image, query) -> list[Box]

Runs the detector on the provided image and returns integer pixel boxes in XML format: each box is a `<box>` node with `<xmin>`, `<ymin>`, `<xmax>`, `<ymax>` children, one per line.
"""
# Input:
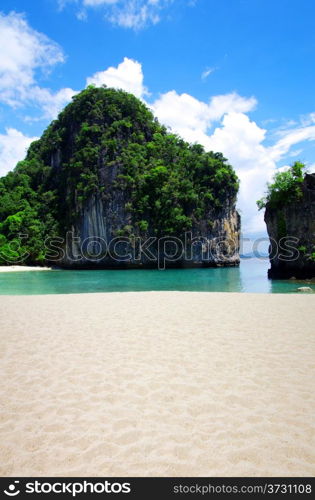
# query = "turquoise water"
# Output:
<box><xmin>0</xmin><ymin>258</ymin><xmax>314</xmax><ymax>294</ymax></box>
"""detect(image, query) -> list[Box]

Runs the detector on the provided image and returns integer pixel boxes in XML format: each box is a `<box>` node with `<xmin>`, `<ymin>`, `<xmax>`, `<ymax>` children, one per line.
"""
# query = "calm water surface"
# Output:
<box><xmin>0</xmin><ymin>258</ymin><xmax>314</xmax><ymax>295</ymax></box>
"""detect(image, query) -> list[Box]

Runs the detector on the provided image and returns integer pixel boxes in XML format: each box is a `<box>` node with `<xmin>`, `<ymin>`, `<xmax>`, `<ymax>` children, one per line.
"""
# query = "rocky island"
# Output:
<box><xmin>258</xmin><ymin>162</ymin><xmax>315</xmax><ymax>279</ymax></box>
<box><xmin>0</xmin><ymin>86</ymin><xmax>240</xmax><ymax>268</ymax></box>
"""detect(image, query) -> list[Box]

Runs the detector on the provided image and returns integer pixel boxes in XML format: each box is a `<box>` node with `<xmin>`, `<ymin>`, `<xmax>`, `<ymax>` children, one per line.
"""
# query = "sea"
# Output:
<box><xmin>0</xmin><ymin>257</ymin><xmax>314</xmax><ymax>295</ymax></box>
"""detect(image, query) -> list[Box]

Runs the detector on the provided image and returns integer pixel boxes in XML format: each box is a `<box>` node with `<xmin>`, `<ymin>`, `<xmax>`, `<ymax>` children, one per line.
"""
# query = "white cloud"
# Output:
<box><xmin>201</xmin><ymin>67</ymin><xmax>215</xmax><ymax>80</ymax></box>
<box><xmin>207</xmin><ymin>93</ymin><xmax>257</xmax><ymax>121</ymax></box>
<box><xmin>152</xmin><ymin>91</ymin><xmax>210</xmax><ymax>140</ymax></box>
<box><xmin>86</xmin><ymin>57</ymin><xmax>148</xmax><ymax>98</ymax></box>
<box><xmin>269</xmin><ymin>125</ymin><xmax>315</xmax><ymax>161</ymax></box>
<box><xmin>28</xmin><ymin>87</ymin><xmax>78</xmax><ymax>120</ymax></box>
<box><xmin>206</xmin><ymin>113</ymin><xmax>267</xmax><ymax>161</ymax></box>
<box><xmin>83</xmin><ymin>0</ymin><xmax>118</xmax><ymax>5</ymax></box>
<box><xmin>107</xmin><ymin>0</ymin><xmax>162</xmax><ymax>29</ymax></box>
<box><xmin>286</xmin><ymin>148</ymin><xmax>303</xmax><ymax>158</ymax></box>
<box><xmin>0</xmin><ymin>11</ymin><xmax>65</xmax><ymax>108</ymax></box>
<box><xmin>0</xmin><ymin>128</ymin><xmax>38</xmax><ymax>177</ymax></box>
<box><xmin>76</xmin><ymin>9</ymin><xmax>88</xmax><ymax>21</ymax></box>
<box><xmin>152</xmin><ymin>90</ymin><xmax>257</xmax><ymax>145</ymax></box>
<box><xmin>300</xmin><ymin>112</ymin><xmax>315</xmax><ymax>127</ymax></box>
<box><xmin>205</xmin><ymin>113</ymin><xmax>275</xmax><ymax>233</ymax></box>
<box><xmin>0</xmin><ymin>11</ymin><xmax>77</xmax><ymax>121</ymax></box>
<box><xmin>59</xmin><ymin>0</ymin><xmax>175</xmax><ymax>29</ymax></box>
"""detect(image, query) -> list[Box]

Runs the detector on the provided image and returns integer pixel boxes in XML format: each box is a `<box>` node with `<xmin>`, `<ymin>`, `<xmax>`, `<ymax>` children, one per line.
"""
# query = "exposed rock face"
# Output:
<box><xmin>265</xmin><ymin>173</ymin><xmax>315</xmax><ymax>279</ymax></box>
<box><xmin>61</xmin><ymin>192</ymin><xmax>240</xmax><ymax>269</ymax></box>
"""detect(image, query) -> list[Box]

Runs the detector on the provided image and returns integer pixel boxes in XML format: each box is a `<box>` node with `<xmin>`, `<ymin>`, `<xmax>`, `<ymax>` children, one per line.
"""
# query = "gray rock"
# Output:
<box><xmin>61</xmin><ymin>191</ymin><xmax>241</xmax><ymax>268</ymax></box>
<box><xmin>264</xmin><ymin>173</ymin><xmax>315</xmax><ymax>279</ymax></box>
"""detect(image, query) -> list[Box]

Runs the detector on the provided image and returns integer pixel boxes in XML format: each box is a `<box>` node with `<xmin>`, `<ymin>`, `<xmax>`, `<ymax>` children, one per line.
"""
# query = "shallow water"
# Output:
<box><xmin>0</xmin><ymin>258</ymin><xmax>314</xmax><ymax>295</ymax></box>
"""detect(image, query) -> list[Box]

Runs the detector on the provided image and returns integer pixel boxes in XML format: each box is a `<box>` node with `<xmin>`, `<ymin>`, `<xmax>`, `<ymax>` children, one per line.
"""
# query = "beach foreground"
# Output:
<box><xmin>0</xmin><ymin>292</ymin><xmax>314</xmax><ymax>477</ymax></box>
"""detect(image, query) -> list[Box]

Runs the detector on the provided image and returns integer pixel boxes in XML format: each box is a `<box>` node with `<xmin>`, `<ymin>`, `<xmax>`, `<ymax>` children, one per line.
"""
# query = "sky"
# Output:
<box><xmin>0</xmin><ymin>0</ymin><xmax>315</xmax><ymax>237</ymax></box>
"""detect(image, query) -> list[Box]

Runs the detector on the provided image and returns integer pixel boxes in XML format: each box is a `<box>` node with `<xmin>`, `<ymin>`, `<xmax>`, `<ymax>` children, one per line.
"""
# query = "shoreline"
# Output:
<box><xmin>0</xmin><ymin>266</ymin><xmax>53</xmax><ymax>273</ymax></box>
<box><xmin>0</xmin><ymin>265</ymin><xmax>53</xmax><ymax>272</ymax></box>
<box><xmin>0</xmin><ymin>291</ymin><xmax>314</xmax><ymax>477</ymax></box>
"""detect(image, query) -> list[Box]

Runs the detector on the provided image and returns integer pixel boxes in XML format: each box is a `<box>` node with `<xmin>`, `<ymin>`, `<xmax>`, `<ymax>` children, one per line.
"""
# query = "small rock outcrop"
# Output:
<box><xmin>265</xmin><ymin>173</ymin><xmax>315</xmax><ymax>279</ymax></box>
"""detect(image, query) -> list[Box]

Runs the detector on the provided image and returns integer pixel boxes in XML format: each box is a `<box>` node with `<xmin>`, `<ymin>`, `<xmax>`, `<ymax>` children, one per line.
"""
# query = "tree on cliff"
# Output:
<box><xmin>257</xmin><ymin>161</ymin><xmax>306</xmax><ymax>210</ymax></box>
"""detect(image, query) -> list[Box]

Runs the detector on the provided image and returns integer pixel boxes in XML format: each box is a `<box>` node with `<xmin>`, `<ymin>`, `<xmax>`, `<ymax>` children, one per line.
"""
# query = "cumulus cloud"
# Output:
<box><xmin>86</xmin><ymin>57</ymin><xmax>148</xmax><ymax>98</ymax></box>
<box><xmin>151</xmin><ymin>91</ymin><xmax>257</xmax><ymax>145</ymax></box>
<box><xmin>0</xmin><ymin>128</ymin><xmax>38</xmax><ymax>177</ymax></box>
<box><xmin>0</xmin><ymin>11</ymin><xmax>77</xmax><ymax>120</ymax></box>
<box><xmin>208</xmin><ymin>93</ymin><xmax>257</xmax><ymax>121</ymax></box>
<box><xmin>206</xmin><ymin>113</ymin><xmax>275</xmax><ymax>233</ymax></box>
<box><xmin>0</xmin><ymin>11</ymin><xmax>65</xmax><ymax>109</ymax></box>
<box><xmin>152</xmin><ymin>91</ymin><xmax>210</xmax><ymax>142</ymax></box>
<box><xmin>59</xmin><ymin>0</ymin><xmax>175</xmax><ymax>29</ymax></box>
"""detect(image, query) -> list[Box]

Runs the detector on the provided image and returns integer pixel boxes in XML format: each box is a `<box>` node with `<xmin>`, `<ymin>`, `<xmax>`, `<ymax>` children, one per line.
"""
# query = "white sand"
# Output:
<box><xmin>0</xmin><ymin>292</ymin><xmax>314</xmax><ymax>477</ymax></box>
<box><xmin>0</xmin><ymin>266</ymin><xmax>52</xmax><ymax>272</ymax></box>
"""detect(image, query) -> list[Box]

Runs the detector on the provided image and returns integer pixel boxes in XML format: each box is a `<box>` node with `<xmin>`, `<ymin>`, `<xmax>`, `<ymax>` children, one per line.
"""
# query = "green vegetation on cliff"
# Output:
<box><xmin>259</xmin><ymin>163</ymin><xmax>315</xmax><ymax>276</ymax></box>
<box><xmin>0</xmin><ymin>86</ymin><xmax>239</xmax><ymax>265</ymax></box>
<box><xmin>257</xmin><ymin>161</ymin><xmax>305</xmax><ymax>211</ymax></box>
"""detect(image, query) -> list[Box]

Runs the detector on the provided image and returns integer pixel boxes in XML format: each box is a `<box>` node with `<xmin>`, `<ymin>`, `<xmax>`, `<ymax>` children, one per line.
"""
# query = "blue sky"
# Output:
<box><xmin>0</xmin><ymin>0</ymin><xmax>315</xmax><ymax>235</ymax></box>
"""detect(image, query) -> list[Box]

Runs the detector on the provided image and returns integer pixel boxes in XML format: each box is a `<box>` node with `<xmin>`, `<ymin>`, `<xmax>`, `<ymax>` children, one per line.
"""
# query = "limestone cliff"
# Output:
<box><xmin>0</xmin><ymin>86</ymin><xmax>240</xmax><ymax>268</ymax></box>
<box><xmin>62</xmin><ymin>191</ymin><xmax>240</xmax><ymax>268</ymax></box>
<box><xmin>265</xmin><ymin>173</ymin><xmax>315</xmax><ymax>279</ymax></box>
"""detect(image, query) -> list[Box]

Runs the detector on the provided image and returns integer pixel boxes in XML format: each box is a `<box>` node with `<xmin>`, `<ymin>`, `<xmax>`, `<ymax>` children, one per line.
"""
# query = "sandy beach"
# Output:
<box><xmin>0</xmin><ymin>292</ymin><xmax>314</xmax><ymax>477</ymax></box>
<box><xmin>0</xmin><ymin>266</ymin><xmax>52</xmax><ymax>272</ymax></box>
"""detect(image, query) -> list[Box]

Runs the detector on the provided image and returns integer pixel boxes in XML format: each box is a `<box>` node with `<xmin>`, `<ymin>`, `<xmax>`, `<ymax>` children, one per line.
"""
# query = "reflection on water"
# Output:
<box><xmin>0</xmin><ymin>258</ymin><xmax>314</xmax><ymax>295</ymax></box>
